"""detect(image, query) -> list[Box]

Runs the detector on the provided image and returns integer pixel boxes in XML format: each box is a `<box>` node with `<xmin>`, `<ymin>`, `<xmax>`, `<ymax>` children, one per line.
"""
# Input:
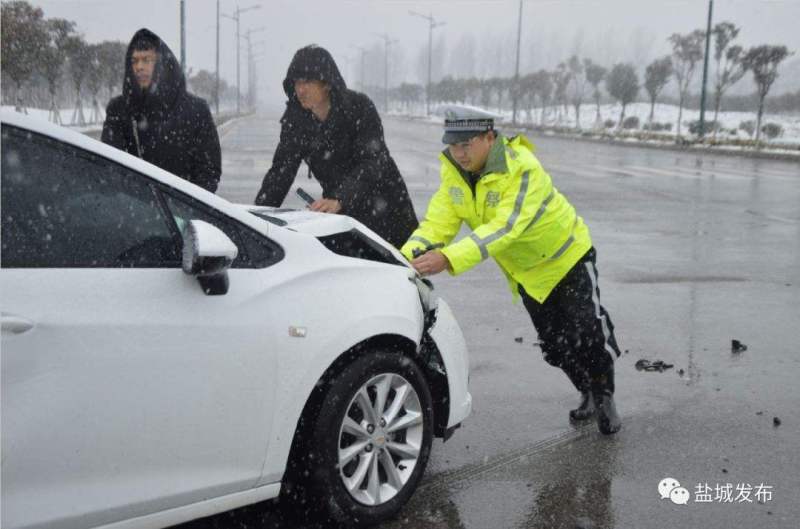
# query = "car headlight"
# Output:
<box><xmin>412</xmin><ymin>275</ymin><xmax>438</xmax><ymax>314</ymax></box>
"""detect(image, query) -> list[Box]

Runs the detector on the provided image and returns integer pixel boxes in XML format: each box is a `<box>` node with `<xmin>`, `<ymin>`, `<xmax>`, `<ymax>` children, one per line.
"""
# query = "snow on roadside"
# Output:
<box><xmin>392</xmin><ymin>102</ymin><xmax>800</xmax><ymax>145</ymax></box>
<box><xmin>1</xmin><ymin>105</ymin><xmax>103</xmax><ymax>133</ymax></box>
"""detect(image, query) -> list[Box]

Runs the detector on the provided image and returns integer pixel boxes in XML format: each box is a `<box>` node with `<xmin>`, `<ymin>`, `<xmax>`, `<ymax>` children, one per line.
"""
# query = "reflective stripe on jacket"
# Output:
<box><xmin>401</xmin><ymin>134</ymin><xmax>592</xmax><ymax>303</ymax></box>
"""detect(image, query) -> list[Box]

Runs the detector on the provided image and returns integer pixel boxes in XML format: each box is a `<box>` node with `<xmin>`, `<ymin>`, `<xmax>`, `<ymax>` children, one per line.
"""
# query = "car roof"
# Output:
<box><xmin>0</xmin><ymin>109</ymin><xmax>273</xmax><ymax>235</ymax></box>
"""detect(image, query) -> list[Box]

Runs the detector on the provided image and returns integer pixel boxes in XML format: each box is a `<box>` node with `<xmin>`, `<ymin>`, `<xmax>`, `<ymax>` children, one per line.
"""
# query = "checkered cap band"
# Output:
<box><xmin>444</xmin><ymin>118</ymin><xmax>494</xmax><ymax>133</ymax></box>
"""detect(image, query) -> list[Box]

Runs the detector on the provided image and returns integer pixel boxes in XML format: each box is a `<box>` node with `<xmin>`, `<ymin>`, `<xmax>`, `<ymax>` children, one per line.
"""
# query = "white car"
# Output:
<box><xmin>0</xmin><ymin>110</ymin><xmax>471</xmax><ymax>529</ymax></box>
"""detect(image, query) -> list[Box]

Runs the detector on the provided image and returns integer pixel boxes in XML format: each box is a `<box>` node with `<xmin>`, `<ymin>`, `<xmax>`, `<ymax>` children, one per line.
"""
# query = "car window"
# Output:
<box><xmin>1</xmin><ymin>125</ymin><xmax>180</xmax><ymax>268</ymax></box>
<box><xmin>159</xmin><ymin>189</ymin><xmax>283</xmax><ymax>269</ymax></box>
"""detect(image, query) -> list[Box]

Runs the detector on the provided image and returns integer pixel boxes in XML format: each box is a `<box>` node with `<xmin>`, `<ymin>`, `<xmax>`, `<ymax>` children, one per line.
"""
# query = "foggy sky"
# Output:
<box><xmin>32</xmin><ymin>0</ymin><xmax>800</xmax><ymax>113</ymax></box>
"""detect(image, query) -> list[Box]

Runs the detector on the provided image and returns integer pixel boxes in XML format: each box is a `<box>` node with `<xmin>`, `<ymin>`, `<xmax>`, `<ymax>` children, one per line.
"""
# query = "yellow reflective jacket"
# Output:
<box><xmin>401</xmin><ymin>134</ymin><xmax>592</xmax><ymax>303</ymax></box>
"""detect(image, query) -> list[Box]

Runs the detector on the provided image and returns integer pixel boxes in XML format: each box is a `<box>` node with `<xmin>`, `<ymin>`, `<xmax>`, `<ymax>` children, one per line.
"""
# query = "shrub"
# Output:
<box><xmin>622</xmin><ymin>116</ymin><xmax>640</xmax><ymax>129</ymax></box>
<box><xmin>603</xmin><ymin>119</ymin><xmax>616</xmax><ymax>129</ymax></box>
<box><xmin>761</xmin><ymin>122</ymin><xmax>783</xmax><ymax>139</ymax></box>
<box><xmin>688</xmin><ymin>120</ymin><xmax>719</xmax><ymax>135</ymax></box>
<box><xmin>739</xmin><ymin>120</ymin><xmax>755</xmax><ymax>137</ymax></box>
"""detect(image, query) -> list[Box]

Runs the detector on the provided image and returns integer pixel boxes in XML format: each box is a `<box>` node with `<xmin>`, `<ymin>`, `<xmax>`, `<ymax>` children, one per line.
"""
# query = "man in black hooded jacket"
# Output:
<box><xmin>102</xmin><ymin>29</ymin><xmax>221</xmax><ymax>193</ymax></box>
<box><xmin>254</xmin><ymin>45</ymin><xmax>418</xmax><ymax>248</ymax></box>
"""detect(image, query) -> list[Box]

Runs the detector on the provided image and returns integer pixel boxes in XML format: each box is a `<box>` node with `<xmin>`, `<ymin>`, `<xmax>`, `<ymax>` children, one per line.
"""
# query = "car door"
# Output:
<box><xmin>1</xmin><ymin>125</ymin><xmax>278</xmax><ymax>529</ymax></box>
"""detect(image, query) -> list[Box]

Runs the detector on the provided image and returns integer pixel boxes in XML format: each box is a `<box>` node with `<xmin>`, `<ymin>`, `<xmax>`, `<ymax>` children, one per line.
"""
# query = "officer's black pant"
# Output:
<box><xmin>519</xmin><ymin>248</ymin><xmax>621</xmax><ymax>393</ymax></box>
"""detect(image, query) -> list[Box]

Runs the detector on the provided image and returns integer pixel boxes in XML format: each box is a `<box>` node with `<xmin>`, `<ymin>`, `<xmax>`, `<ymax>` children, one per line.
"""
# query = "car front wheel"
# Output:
<box><xmin>303</xmin><ymin>351</ymin><xmax>434</xmax><ymax>526</ymax></box>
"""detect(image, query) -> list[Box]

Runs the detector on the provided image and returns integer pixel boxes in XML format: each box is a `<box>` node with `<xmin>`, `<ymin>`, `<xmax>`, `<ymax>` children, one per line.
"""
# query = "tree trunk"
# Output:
<box><xmin>618</xmin><ymin>103</ymin><xmax>626</xmax><ymax>129</ymax></box>
<box><xmin>755</xmin><ymin>96</ymin><xmax>765</xmax><ymax>145</ymax></box>
<box><xmin>595</xmin><ymin>96</ymin><xmax>601</xmax><ymax>128</ymax></box>
<box><xmin>574</xmin><ymin>103</ymin><xmax>581</xmax><ymax>129</ymax></box>
<box><xmin>712</xmin><ymin>91</ymin><xmax>722</xmax><ymax>140</ymax></box>
<box><xmin>14</xmin><ymin>80</ymin><xmax>26</xmax><ymax>112</ymax></box>
<box><xmin>676</xmin><ymin>95</ymin><xmax>684</xmax><ymax>138</ymax></box>
<box><xmin>649</xmin><ymin>97</ymin><xmax>656</xmax><ymax>125</ymax></box>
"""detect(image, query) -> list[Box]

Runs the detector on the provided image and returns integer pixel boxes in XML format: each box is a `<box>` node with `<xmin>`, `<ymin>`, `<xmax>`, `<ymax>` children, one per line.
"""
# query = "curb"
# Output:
<box><xmin>516</xmin><ymin>128</ymin><xmax>800</xmax><ymax>163</ymax></box>
<box><xmin>386</xmin><ymin>114</ymin><xmax>800</xmax><ymax>164</ymax></box>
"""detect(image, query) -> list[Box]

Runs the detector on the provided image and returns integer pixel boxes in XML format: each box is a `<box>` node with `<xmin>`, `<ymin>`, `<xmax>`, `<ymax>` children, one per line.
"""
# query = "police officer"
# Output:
<box><xmin>401</xmin><ymin>107</ymin><xmax>622</xmax><ymax>434</ymax></box>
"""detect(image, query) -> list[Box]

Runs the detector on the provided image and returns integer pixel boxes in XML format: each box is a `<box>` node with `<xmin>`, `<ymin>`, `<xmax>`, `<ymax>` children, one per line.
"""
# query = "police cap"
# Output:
<box><xmin>442</xmin><ymin>105</ymin><xmax>497</xmax><ymax>144</ymax></box>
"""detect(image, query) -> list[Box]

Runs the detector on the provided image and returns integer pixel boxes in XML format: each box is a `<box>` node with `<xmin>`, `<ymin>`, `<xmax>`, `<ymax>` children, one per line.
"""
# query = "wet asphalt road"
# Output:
<box><xmin>182</xmin><ymin>113</ymin><xmax>800</xmax><ymax>529</ymax></box>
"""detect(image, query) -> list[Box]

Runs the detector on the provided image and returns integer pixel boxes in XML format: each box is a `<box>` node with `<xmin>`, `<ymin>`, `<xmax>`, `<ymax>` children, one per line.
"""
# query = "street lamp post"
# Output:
<box><xmin>215</xmin><ymin>0</ymin><xmax>220</xmax><ymax>115</ymax></box>
<box><xmin>699</xmin><ymin>0</ymin><xmax>714</xmax><ymax>138</ymax></box>
<box><xmin>242</xmin><ymin>28</ymin><xmax>265</xmax><ymax>111</ymax></box>
<box><xmin>222</xmin><ymin>4</ymin><xmax>261</xmax><ymax>115</ymax></box>
<box><xmin>349</xmin><ymin>45</ymin><xmax>367</xmax><ymax>91</ymax></box>
<box><xmin>180</xmin><ymin>0</ymin><xmax>186</xmax><ymax>73</ymax></box>
<box><xmin>409</xmin><ymin>11</ymin><xmax>445</xmax><ymax>116</ymax></box>
<box><xmin>374</xmin><ymin>33</ymin><xmax>398</xmax><ymax>114</ymax></box>
<box><xmin>512</xmin><ymin>0</ymin><xmax>523</xmax><ymax>125</ymax></box>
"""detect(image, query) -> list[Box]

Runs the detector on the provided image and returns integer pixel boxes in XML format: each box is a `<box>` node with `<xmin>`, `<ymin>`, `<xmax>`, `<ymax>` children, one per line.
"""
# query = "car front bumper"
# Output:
<box><xmin>427</xmin><ymin>299</ymin><xmax>472</xmax><ymax>429</ymax></box>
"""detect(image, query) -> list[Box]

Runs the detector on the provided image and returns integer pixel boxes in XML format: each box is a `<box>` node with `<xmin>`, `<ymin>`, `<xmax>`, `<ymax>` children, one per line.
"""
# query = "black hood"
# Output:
<box><xmin>282</xmin><ymin>45</ymin><xmax>347</xmax><ymax>103</ymax></box>
<box><xmin>123</xmin><ymin>28</ymin><xmax>185</xmax><ymax>110</ymax></box>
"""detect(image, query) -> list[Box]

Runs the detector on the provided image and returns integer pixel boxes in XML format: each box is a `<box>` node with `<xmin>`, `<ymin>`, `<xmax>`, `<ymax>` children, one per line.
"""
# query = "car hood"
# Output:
<box><xmin>239</xmin><ymin>205</ymin><xmax>412</xmax><ymax>268</ymax></box>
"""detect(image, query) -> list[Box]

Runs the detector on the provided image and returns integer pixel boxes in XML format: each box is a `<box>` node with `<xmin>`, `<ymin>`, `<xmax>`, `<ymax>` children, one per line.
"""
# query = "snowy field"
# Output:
<box><xmin>1</xmin><ymin>105</ymin><xmax>105</xmax><ymax>133</ymax></box>
<box><xmin>394</xmin><ymin>101</ymin><xmax>800</xmax><ymax>147</ymax></box>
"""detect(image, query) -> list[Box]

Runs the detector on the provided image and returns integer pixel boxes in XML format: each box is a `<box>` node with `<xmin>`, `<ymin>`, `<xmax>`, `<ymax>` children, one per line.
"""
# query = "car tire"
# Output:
<box><xmin>301</xmin><ymin>351</ymin><xmax>434</xmax><ymax>526</ymax></box>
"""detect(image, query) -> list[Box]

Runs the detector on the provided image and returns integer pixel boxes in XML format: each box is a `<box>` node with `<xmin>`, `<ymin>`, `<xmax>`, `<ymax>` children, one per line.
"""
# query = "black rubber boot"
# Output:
<box><xmin>564</xmin><ymin>367</ymin><xmax>595</xmax><ymax>421</ymax></box>
<box><xmin>591</xmin><ymin>367</ymin><xmax>621</xmax><ymax>435</ymax></box>
<box><xmin>569</xmin><ymin>390</ymin><xmax>595</xmax><ymax>421</ymax></box>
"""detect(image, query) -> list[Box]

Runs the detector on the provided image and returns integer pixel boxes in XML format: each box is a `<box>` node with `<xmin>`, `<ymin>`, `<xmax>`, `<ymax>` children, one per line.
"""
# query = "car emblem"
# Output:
<box><xmin>288</xmin><ymin>326</ymin><xmax>307</xmax><ymax>338</ymax></box>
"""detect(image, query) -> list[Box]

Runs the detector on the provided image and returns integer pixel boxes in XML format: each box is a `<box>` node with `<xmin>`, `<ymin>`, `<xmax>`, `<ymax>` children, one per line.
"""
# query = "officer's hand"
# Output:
<box><xmin>310</xmin><ymin>198</ymin><xmax>342</xmax><ymax>214</ymax></box>
<box><xmin>411</xmin><ymin>251</ymin><xmax>450</xmax><ymax>276</ymax></box>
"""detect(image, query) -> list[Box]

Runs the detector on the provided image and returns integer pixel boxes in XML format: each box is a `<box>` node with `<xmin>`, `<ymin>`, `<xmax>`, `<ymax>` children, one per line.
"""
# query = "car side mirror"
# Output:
<box><xmin>181</xmin><ymin>220</ymin><xmax>238</xmax><ymax>295</ymax></box>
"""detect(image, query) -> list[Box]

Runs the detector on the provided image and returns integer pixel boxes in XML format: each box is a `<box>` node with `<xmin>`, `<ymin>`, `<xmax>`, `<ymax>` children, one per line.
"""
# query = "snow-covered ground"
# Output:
<box><xmin>2</xmin><ymin>105</ymin><xmax>105</xmax><ymax>133</ymax></box>
<box><xmin>393</xmin><ymin>101</ymin><xmax>800</xmax><ymax>146</ymax></box>
<box><xmin>3</xmin><ymin>103</ymin><xmax>244</xmax><ymax>133</ymax></box>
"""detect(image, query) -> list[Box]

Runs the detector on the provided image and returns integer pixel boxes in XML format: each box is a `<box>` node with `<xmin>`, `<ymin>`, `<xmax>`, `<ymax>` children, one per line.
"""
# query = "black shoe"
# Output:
<box><xmin>569</xmin><ymin>391</ymin><xmax>595</xmax><ymax>421</ymax></box>
<box><xmin>591</xmin><ymin>368</ymin><xmax>621</xmax><ymax>435</ymax></box>
<box><xmin>593</xmin><ymin>392</ymin><xmax>621</xmax><ymax>435</ymax></box>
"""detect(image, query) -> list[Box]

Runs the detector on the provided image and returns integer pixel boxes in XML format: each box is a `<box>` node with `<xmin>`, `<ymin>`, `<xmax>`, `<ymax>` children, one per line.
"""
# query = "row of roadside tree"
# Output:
<box><xmin>0</xmin><ymin>1</ymin><xmax>238</xmax><ymax>125</ymax></box>
<box><xmin>378</xmin><ymin>22</ymin><xmax>794</xmax><ymax>145</ymax></box>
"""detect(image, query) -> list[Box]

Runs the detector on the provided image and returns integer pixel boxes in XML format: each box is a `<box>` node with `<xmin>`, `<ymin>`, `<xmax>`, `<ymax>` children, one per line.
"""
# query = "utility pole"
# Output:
<box><xmin>409</xmin><ymin>11</ymin><xmax>445</xmax><ymax>116</ymax></box>
<box><xmin>215</xmin><ymin>0</ymin><xmax>220</xmax><ymax>115</ymax></box>
<box><xmin>180</xmin><ymin>0</ymin><xmax>186</xmax><ymax>73</ymax></box>
<box><xmin>222</xmin><ymin>4</ymin><xmax>261</xmax><ymax>115</ymax></box>
<box><xmin>512</xmin><ymin>0</ymin><xmax>523</xmax><ymax>125</ymax></box>
<box><xmin>374</xmin><ymin>33</ymin><xmax>398</xmax><ymax>114</ymax></box>
<box><xmin>349</xmin><ymin>45</ymin><xmax>367</xmax><ymax>91</ymax></box>
<box><xmin>699</xmin><ymin>0</ymin><xmax>714</xmax><ymax>138</ymax></box>
<box><xmin>242</xmin><ymin>28</ymin><xmax>265</xmax><ymax>111</ymax></box>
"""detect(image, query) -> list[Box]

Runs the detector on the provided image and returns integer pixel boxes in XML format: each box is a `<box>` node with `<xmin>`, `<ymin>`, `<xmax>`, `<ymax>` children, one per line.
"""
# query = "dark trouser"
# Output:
<box><xmin>519</xmin><ymin>248</ymin><xmax>621</xmax><ymax>394</ymax></box>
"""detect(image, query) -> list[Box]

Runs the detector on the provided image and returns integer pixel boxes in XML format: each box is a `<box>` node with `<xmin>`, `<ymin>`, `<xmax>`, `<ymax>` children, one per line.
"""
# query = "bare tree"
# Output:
<box><xmin>606</xmin><ymin>63</ymin><xmax>639</xmax><ymax>128</ymax></box>
<box><xmin>85</xmin><ymin>44</ymin><xmax>105</xmax><ymax>123</ymax></box>
<box><xmin>188</xmin><ymin>69</ymin><xmax>217</xmax><ymax>101</ymax></box>
<box><xmin>519</xmin><ymin>73</ymin><xmax>537</xmax><ymax>124</ymax></box>
<box><xmin>533</xmin><ymin>70</ymin><xmax>553</xmax><ymax>125</ymax></box>
<box><xmin>63</xmin><ymin>34</ymin><xmax>92</xmax><ymax>126</ymax></box>
<box><xmin>552</xmin><ymin>62</ymin><xmax>571</xmax><ymax>124</ymax></box>
<box><xmin>1</xmin><ymin>1</ymin><xmax>49</xmax><ymax>110</ymax></box>
<box><xmin>644</xmin><ymin>56</ymin><xmax>673</xmax><ymax>125</ymax></box>
<box><xmin>742</xmin><ymin>45</ymin><xmax>793</xmax><ymax>144</ymax></box>
<box><xmin>95</xmin><ymin>40</ymin><xmax>127</xmax><ymax>102</ymax></box>
<box><xmin>669</xmin><ymin>30</ymin><xmax>705</xmax><ymax>137</ymax></box>
<box><xmin>464</xmin><ymin>77</ymin><xmax>481</xmax><ymax>106</ymax></box>
<box><xmin>584</xmin><ymin>60</ymin><xmax>606</xmax><ymax>128</ymax></box>
<box><xmin>711</xmin><ymin>22</ymin><xmax>746</xmax><ymax>138</ymax></box>
<box><xmin>397</xmin><ymin>82</ymin><xmax>423</xmax><ymax>112</ymax></box>
<box><xmin>567</xmin><ymin>55</ymin><xmax>587</xmax><ymax>129</ymax></box>
<box><xmin>39</xmin><ymin>18</ymin><xmax>76</xmax><ymax>123</ymax></box>
<box><xmin>479</xmin><ymin>78</ymin><xmax>492</xmax><ymax>109</ymax></box>
<box><xmin>488</xmin><ymin>76</ymin><xmax>507</xmax><ymax>112</ymax></box>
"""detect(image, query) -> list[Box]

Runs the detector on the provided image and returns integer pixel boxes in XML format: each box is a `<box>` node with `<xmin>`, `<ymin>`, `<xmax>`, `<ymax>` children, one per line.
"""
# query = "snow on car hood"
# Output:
<box><xmin>239</xmin><ymin>205</ymin><xmax>412</xmax><ymax>268</ymax></box>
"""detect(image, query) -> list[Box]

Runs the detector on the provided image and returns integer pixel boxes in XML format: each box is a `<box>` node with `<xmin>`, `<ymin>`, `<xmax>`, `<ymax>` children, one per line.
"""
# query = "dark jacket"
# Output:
<box><xmin>101</xmin><ymin>28</ymin><xmax>221</xmax><ymax>193</ymax></box>
<box><xmin>254</xmin><ymin>45</ymin><xmax>418</xmax><ymax>248</ymax></box>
